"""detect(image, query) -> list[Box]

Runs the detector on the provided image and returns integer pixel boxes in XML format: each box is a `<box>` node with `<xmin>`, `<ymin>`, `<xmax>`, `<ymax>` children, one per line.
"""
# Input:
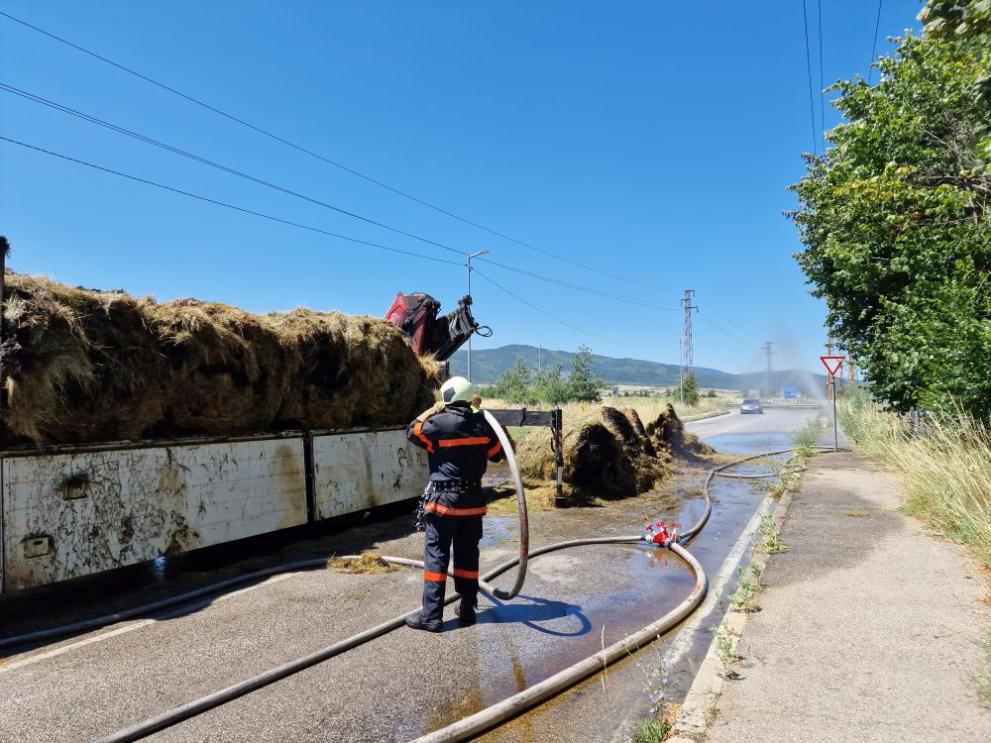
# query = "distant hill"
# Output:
<box><xmin>449</xmin><ymin>344</ymin><xmax>826</xmax><ymax>395</ymax></box>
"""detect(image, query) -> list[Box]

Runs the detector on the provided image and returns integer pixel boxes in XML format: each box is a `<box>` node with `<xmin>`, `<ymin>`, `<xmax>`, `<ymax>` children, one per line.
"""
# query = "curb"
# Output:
<box><xmin>681</xmin><ymin>408</ymin><xmax>731</xmax><ymax>424</ymax></box>
<box><xmin>667</xmin><ymin>485</ymin><xmax>797</xmax><ymax>741</ymax></box>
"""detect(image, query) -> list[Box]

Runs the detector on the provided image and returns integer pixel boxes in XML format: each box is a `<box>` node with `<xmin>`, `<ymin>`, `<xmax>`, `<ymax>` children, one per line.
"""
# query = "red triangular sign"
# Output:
<box><xmin>820</xmin><ymin>355</ymin><xmax>845</xmax><ymax>377</ymax></box>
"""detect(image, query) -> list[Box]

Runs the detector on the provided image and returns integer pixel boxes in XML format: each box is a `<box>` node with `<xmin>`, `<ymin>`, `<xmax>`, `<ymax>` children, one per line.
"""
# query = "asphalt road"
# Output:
<box><xmin>0</xmin><ymin>406</ymin><xmax>824</xmax><ymax>743</ymax></box>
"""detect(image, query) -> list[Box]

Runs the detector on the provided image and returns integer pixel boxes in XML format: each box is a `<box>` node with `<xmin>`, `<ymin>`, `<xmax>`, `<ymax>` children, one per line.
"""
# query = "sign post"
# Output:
<box><xmin>820</xmin><ymin>355</ymin><xmax>846</xmax><ymax>452</ymax></box>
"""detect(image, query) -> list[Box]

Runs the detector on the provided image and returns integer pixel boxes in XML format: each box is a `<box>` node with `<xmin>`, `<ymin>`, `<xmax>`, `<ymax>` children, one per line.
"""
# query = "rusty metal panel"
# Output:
<box><xmin>312</xmin><ymin>429</ymin><xmax>427</xmax><ymax>520</ymax></box>
<box><xmin>1</xmin><ymin>439</ymin><xmax>306</xmax><ymax>591</ymax></box>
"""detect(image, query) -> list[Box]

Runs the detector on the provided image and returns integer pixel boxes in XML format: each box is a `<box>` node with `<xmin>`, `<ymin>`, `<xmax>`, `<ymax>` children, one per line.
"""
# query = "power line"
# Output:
<box><xmin>696</xmin><ymin>312</ymin><xmax>763</xmax><ymax>351</ymax></box>
<box><xmin>0</xmin><ymin>82</ymin><xmax>466</xmax><ymax>258</ymax></box>
<box><xmin>1</xmin><ymin>83</ymin><xmax>685</xmax><ymax>313</ymax></box>
<box><xmin>477</xmin><ymin>257</ymin><xmax>677</xmax><ymax>310</ymax></box>
<box><xmin>704</xmin><ymin>306</ymin><xmax>763</xmax><ymax>344</ymax></box>
<box><xmin>817</xmin><ymin>0</ymin><xmax>826</xmax><ymax>151</ymax></box>
<box><xmin>801</xmin><ymin>0</ymin><xmax>818</xmax><ymax>155</ymax></box>
<box><xmin>0</xmin><ymin>9</ymin><xmax>679</xmax><ymax>295</ymax></box>
<box><xmin>472</xmin><ymin>268</ymin><xmax>666</xmax><ymax>352</ymax></box>
<box><xmin>868</xmin><ymin>0</ymin><xmax>884</xmax><ymax>85</ymax></box>
<box><xmin>0</xmin><ymin>135</ymin><xmax>462</xmax><ymax>267</ymax></box>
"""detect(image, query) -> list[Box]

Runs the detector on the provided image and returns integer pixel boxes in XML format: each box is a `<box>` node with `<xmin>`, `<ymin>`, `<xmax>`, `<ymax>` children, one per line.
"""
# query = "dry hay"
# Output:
<box><xmin>644</xmin><ymin>402</ymin><xmax>714</xmax><ymax>458</ymax></box>
<box><xmin>327</xmin><ymin>551</ymin><xmax>398</xmax><ymax>574</ymax></box>
<box><xmin>514</xmin><ymin>402</ymin><xmax>710</xmax><ymax>506</ymax></box>
<box><xmin>0</xmin><ymin>273</ymin><xmax>440</xmax><ymax>445</ymax></box>
<box><xmin>600</xmin><ymin>406</ymin><xmax>667</xmax><ymax>492</ymax></box>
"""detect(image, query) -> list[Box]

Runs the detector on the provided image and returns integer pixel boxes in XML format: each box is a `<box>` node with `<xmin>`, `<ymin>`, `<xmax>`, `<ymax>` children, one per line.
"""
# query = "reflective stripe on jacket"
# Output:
<box><xmin>406</xmin><ymin>400</ymin><xmax>505</xmax><ymax>484</ymax></box>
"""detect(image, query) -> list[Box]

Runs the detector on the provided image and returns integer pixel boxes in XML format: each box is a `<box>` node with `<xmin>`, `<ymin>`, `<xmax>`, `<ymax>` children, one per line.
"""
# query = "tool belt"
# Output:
<box><xmin>427</xmin><ymin>479</ymin><xmax>482</xmax><ymax>493</ymax></box>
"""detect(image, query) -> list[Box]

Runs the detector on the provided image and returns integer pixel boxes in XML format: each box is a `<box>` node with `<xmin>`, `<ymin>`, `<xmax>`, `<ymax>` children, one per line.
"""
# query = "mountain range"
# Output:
<box><xmin>448</xmin><ymin>344</ymin><xmax>827</xmax><ymax>395</ymax></box>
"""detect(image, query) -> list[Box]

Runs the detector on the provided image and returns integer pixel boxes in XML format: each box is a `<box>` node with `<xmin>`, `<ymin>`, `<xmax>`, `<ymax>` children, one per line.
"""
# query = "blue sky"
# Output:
<box><xmin>0</xmin><ymin>1</ymin><xmax>920</xmax><ymax>373</ymax></box>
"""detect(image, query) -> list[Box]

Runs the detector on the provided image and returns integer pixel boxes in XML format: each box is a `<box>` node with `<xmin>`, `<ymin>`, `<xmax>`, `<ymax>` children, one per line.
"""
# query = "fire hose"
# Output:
<box><xmin>3</xmin><ymin>425</ymin><xmax>829</xmax><ymax>742</ymax></box>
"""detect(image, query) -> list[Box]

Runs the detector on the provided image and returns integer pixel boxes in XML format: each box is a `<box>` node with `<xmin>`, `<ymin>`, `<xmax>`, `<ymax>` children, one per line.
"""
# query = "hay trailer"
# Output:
<box><xmin>0</xmin><ymin>409</ymin><xmax>562</xmax><ymax>593</ymax></box>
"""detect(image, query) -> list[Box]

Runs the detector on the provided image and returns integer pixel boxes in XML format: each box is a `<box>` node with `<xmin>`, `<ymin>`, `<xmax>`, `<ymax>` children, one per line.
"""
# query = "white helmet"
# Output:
<box><xmin>440</xmin><ymin>376</ymin><xmax>472</xmax><ymax>404</ymax></box>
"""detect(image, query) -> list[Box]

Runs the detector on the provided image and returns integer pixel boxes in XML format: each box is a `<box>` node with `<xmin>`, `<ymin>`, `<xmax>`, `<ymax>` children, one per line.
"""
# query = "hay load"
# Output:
<box><xmin>0</xmin><ymin>273</ymin><xmax>439</xmax><ymax>446</ymax></box>
<box><xmin>516</xmin><ymin>402</ymin><xmax>710</xmax><ymax>504</ymax></box>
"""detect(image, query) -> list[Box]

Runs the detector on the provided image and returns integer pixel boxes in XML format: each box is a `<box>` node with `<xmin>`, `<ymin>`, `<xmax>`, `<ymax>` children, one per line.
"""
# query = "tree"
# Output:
<box><xmin>791</xmin><ymin>18</ymin><xmax>991</xmax><ymax>416</ymax></box>
<box><xmin>532</xmin><ymin>365</ymin><xmax>572</xmax><ymax>406</ymax></box>
<box><xmin>672</xmin><ymin>374</ymin><xmax>699</xmax><ymax>406</ymax></box>
<box><xmin>489</xmin><ymin>355</ymin><xmax>537</xmax><ymax>405</ymax></box>
<box><xmin>568</xmin><ymin>344</ymin><xmax>601</xmax><ymax>402</ymax></box>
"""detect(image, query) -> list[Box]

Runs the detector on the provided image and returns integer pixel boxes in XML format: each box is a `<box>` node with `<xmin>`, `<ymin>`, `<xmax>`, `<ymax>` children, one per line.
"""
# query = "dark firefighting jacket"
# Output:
<box><xmin>406</xmin><ymin>401</ymin><xmax>505</xmax><ymax>516</ymax></box>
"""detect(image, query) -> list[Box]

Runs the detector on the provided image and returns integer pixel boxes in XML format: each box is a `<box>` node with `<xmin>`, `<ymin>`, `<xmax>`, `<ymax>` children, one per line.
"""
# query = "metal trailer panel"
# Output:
<box><xmin>312</xmin><ymin>429</ymin><xmax>426</xmax><ymax>519</ymax></box>
<box><xmin>2</xmin><ymin>439</ymin><xmax>307</xmax><ymax>591</ymax></box>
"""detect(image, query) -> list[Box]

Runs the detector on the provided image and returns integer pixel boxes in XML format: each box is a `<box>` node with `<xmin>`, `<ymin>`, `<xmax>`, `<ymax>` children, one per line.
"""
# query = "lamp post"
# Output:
<box><xmin>466</xmin><ymin>249</ymin><xmax>489</xmax><ymax>383</ymax></box>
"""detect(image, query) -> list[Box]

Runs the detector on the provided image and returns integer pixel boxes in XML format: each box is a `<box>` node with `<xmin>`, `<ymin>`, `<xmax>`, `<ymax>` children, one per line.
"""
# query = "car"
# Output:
<box><xmin>740</xmin><ymin>398</ymin><xmax>764</xmax><ymax>414</ymax></box>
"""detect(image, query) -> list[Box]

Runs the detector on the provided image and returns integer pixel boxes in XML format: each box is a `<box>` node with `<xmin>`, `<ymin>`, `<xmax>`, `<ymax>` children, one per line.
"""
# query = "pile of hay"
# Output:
<box><xmin>327</xmin><ymin>552</ymin><xmax>398</xmax><ymax>574</ymax></box>
<box><xmin>0</xmin><ymin>273</ymin><xmax>440</xmax><ymax>445</ymax></box>
<box><xmin>517</xmin><ymin>403</ymin><xmax>713</xmax><ymax>504</ymax></box>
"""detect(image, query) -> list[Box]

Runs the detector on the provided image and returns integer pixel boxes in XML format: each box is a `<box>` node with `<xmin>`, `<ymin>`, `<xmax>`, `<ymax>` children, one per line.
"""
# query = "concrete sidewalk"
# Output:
<box><xmin>700</xmin><ymin>452</ymin><xmax>991</xmax><ymax>743</ymax></box>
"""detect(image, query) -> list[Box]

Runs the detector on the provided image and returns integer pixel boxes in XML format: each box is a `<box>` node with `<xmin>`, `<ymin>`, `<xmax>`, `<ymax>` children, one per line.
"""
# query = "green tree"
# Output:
<box><xmin>489</xmin><ymin>355</ymin><xmax>537</xmax><ymax>404</ymax></box>
<box><xmin>791</xmin><ymin>19</ymin><xmax>991</xmax><ymax>416</ymax></box>
<box><xmin>533</xmin><ymin>364</ymin><xmax>572</xmax><ymax>406</ymax></box>
<box><xmin>671</xmin><ymin>374</ymin><xmax>699</xmax><ymax>406</ymax></box>
<box><xmin>567</xmin><ymin>344</ymin><xmax>601</xmax><ymax>402</ymax></box>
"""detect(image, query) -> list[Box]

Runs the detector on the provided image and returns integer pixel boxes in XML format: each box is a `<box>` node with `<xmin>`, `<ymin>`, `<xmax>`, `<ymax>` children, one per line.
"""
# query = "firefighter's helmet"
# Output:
<box><xmin>440</xmin><ymin>376</ymin><xmax>472</xmax><ymax>404</ymax></box>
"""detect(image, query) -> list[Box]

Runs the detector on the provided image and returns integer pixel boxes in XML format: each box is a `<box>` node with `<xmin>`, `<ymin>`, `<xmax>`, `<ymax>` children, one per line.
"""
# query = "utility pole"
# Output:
<box><xmin>825</xmin><ymin>336</ymin><xmax>834</xmax><ymax>399</ymax></box>
<box><xmin>537</xmin><ymin>344</ymin><xmax>542</xmax><ymax>375</ymax></box>
<box><xmin>466</xmin><ymin>249</ymin><xmax>488</xmax><ymax>383</ymax></box>
<box><xmin>763</xmin><ymin>341</ymin><xmax>775</xmax><ymax>398</ymax></box>
<box><xmin>680</xmin><ymin>289</ymin><xmax>697</xmax><ymax>404</ymax></box>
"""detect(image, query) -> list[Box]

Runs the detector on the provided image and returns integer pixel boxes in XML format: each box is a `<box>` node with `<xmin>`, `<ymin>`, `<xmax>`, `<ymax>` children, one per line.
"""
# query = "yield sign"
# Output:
<box><xmin>820</xmin><ymin>355</ymin><xmax>846</xmax><ymax>377</ymax></box>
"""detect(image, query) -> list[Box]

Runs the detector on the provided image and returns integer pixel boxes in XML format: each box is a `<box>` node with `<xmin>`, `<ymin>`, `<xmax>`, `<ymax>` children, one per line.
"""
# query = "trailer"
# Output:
<box><xmin>0</xmin><ymin>427</ymin><xmax>426</xmax><ymax>592</ymax></box>
<box><xmin>0</xmin><ymin>409</ymin><xmax>563</xmax><ymax>593</ymax></box>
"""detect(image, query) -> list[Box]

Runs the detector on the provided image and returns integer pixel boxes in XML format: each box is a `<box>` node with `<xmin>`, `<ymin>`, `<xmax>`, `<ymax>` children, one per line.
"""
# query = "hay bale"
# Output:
<box><xmin>601</xmin><ymin>406</ymin><xmax>667</xmax><ymax>491</ymax></box>
<box><xmin>622</xmin><ymin>408</ymin><xmax>657</xmax><ymax>457</ymax></box>
<box><xmin>0</xmin><ymin>273</ymin><xmax>440</xmax><ymax>445</ymax></box>
<box><xmin>564</xmin><ymin>422</ymin><xmax>638</xmax><ymax>501</ymax></box>
<box><xmin>644</xmin><ymin>403</ymin><xmax>714</xmax><ymax>459</ymax></box>
<box><xmin>513</xmin><ymin>403</ymin><xmax>701</xmax><ymax>505</ymax></box>
<box><xmin>271</xmin><ymin>310</ymin><xmax>438</xmax><ymax>430</ymax></box>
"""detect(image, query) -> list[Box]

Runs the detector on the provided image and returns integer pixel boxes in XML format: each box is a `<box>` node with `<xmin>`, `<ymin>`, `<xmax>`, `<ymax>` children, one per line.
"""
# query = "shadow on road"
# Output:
<box><xmin>473</xmin><ymin>593</ymin><xmax>591</xmax><ymax>637</ymax></box>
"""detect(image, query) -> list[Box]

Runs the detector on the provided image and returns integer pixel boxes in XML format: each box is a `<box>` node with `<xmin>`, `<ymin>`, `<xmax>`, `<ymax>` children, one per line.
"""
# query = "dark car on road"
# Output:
<box><xmin>740</xmin><ymin>398</ymin><xmax>764</xmax><ymax>414</ymax></box>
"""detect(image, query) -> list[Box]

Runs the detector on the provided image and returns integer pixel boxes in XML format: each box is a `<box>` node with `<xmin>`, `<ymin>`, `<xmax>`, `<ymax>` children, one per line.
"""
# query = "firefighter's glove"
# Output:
<box><xmin>416</xmin><ymin>401</ymin><xmax>447</xmax><ymax>423</ymax></box>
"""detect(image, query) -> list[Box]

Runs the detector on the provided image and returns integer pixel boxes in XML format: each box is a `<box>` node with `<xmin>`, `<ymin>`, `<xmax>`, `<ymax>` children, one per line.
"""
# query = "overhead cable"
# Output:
<box><xmin>0</xmin><ymin>9</ymin><xmax>678</xmax><ymax>295</ymax></box>
<box><xmin>2</xmin><ymin>83</ymin><xmax>685</xmax><ymax>311</ymax></box>
<box><xmin>478</xmin><ymin>257</ymin><xmax>677</xmax><ymax>311</ymax></box>
<box><xmin>0</xmin><ymin>82</ymin><xmax>465</xmax><ymax>258</ymax></box>
<box><xmin>696</xmin><ymin>312</ymin><xmax>763</xmax><ymax>351</ymax></box>
<box><xmin>801</xmin><ymin>0</ymin><xmax>819</xmax><ymax>155</ymax></box>
<box><xmin>0</xmin><ymin>135</ymin><xmax>462</xmax><ymax>266</ymax></box>
<box><xmin>471</xmin><ymin>269</ymin><xmax>667</xmax><ymax>351</ymax></box>
<box><xmin>868</xmin><ymin>0</ymin><xmax>884</xmax><ymax>85</ymax></box>
<box><xmin>817</xmin><ymin>0</ymin><xmax>826</xmax><ymax>151</ymax></box>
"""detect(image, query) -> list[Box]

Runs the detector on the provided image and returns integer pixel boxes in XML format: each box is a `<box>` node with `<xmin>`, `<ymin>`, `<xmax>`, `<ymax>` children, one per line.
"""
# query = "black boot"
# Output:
<box><xmin>405</xmin><ymin>612</ymin><xmax>442</xmax><ymax>632</ymax></box>
<box><xmin>454</xmin><ymin>598</ymin><xmax>477</xmax><ymax>626</ymax></box>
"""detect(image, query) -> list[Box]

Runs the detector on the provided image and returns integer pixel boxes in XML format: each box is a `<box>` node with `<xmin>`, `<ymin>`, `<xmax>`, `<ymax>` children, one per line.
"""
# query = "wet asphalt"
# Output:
<box><xmin>0</xmin><ymin>407</ymin><xmax>822</xmax><ymax>742</ymax></box>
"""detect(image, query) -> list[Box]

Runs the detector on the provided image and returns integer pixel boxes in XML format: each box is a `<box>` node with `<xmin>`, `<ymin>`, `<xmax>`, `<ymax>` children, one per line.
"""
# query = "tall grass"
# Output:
<box><xmin>791</xmin><ymin>414</ymin><xmax>826</xmax><ymax>458</ymax></box>
<box><xmin>838</xmin><ymin>390</ymin><xmax>991</xmax><ymax>567</ymax></box>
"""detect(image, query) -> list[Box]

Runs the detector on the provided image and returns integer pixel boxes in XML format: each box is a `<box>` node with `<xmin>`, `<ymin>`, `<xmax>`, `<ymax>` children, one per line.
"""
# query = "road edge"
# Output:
<box><xmin>667</xmin><ymin>486</ymin><xmax>796</xmax><ymax>742</ymax></box>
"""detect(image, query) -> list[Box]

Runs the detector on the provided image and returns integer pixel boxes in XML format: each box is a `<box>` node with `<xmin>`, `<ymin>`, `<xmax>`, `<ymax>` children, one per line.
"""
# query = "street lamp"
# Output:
<box><xmin>466</xmin><ymin>249</ymin><xmax>489</xmax><ymax>383</ymax></box>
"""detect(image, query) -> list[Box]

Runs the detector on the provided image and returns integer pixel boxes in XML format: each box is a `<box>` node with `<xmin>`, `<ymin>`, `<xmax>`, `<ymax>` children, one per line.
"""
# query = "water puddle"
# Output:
<box><xmin>445</xmin><ymin>426</ymin><xmax>802</xmax><ymax>742</ymax></box>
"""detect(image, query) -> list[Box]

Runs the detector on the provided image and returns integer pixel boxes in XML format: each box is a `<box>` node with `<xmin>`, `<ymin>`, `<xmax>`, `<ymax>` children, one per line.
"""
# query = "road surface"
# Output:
<box><xmin>0</xmin><ymin>407</ymin><xmax>823</xmax><ymax>742</ymax></box>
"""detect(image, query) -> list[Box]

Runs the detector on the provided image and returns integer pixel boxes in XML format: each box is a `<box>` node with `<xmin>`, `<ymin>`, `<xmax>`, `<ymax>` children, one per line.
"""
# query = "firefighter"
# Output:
<box><xmin>405</xmin><ymin>376</ymin><xmax>505</xmax><ymax>632</ymax></box>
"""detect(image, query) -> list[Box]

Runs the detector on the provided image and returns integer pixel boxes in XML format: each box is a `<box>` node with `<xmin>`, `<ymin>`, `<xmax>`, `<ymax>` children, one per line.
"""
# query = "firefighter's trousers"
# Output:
<box><xmin>421</xmin><ymin>511</ymin><xmax>483</xmax><ymax>622</ymax></box>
